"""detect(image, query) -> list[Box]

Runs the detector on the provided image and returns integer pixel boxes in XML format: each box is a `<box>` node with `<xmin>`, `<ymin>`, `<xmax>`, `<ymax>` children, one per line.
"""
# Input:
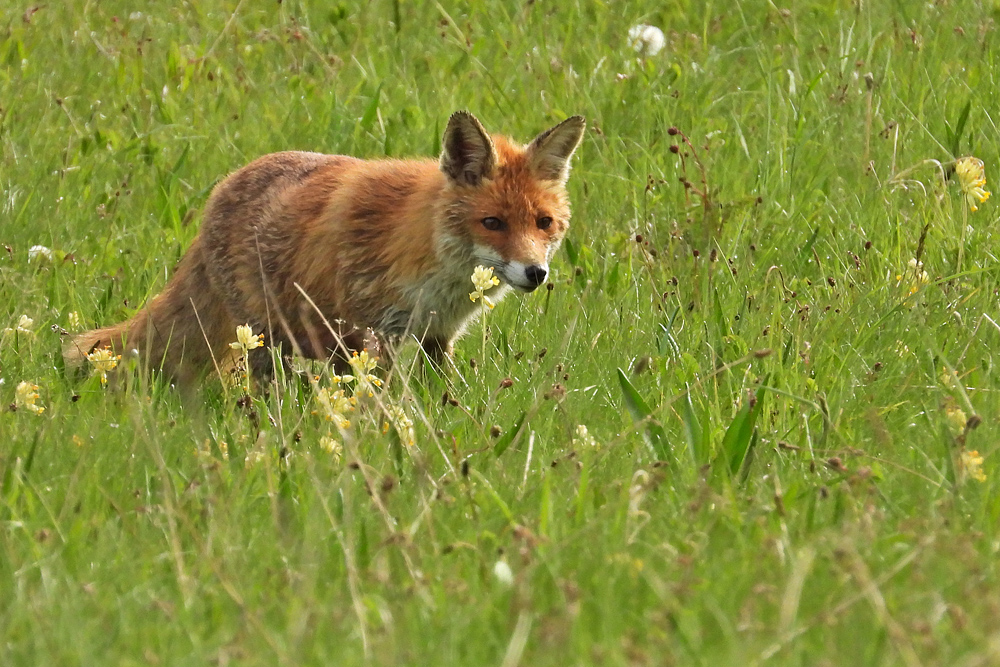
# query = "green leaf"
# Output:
<box><xmin>949</xmin><ymin>99</ymin><xmax>972</xmax><ymax>157</ymax></box>
<box><xmin>494</xmin><ymin>411</ymin><xmax>527</xmax><ymax>457</ymax></box>
<box><xmin>798</xmin><ymin>227</ymin><xmax>820</xmax><ymax>262</ymax></box>
<box><xmin>616</xmin><ymin>368</ymin><xmax>668</xmax><ymax>459</ymax></box>
<box><xmin>360</xmin><ymin>84</ymin><xmax>382</xmax><ymax>131</ymax></box>
<box><xmin>563</xmin><ymin>237</ymin><xmax>579</xmax><ymax>266</ymax></box>
<box><xmin>720</xmin><ymin>379</ymin><xmax>768</xmax><ymax>477</ymax></box>
<box><xmin>678</xmin><ymin>391</ymin><xmax>708</xmax><ymax>465</ymax></box>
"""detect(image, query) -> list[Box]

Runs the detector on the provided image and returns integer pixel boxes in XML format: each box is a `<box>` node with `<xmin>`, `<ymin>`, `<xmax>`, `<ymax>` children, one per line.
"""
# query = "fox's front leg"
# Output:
<box><xmin>420</xmin><ymin>337</ymin><xmax>453</xmax><ymax>368</ymax></box>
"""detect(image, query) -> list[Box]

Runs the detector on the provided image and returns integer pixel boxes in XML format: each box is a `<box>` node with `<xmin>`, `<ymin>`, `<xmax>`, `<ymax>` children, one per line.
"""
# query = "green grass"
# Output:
<box><xmin>3</xmin><ymin>1</ymin><xmax>1000</xmax><ymax>664</ymax></box>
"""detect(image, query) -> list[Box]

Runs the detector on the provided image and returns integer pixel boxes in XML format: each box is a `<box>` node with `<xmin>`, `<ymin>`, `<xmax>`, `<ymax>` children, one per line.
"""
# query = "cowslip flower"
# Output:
<box><xmin>315</xmin><ymin>386</ymin><xmax>355</xmax><ymax>429</ymax></box>
<box><xmin>3</xmin><ymin>314</ymin><xmax>35</xmax><ymax>338</ymax></box>
<box><xmin>960</xmin><ymin>449</ymin><xmax>986</xmax><ymax>483</ymax></box>
<box><xmin>319</xmin><ymin>435</ymin><xmax>343</xmax><ymax>463</ymax></box>
<box><xmin>954</xmin><ymin>156</ymin><xmax>991</xmax><ymax>212</ymax></box>
<box><xmin>244</xmin><ymin>449</ymin><xmax>265</xmax><ymax>469</ymax></box>
<box><xmin>87</xmin><ymin>346</ymin><xmax>121</xmax><ymax>385</ymax></box>
<box><xmin>946</xmin><ymin>406</ymin><xmax>968</xmax><ymax>434</ymax></box>
<box><xmin>14</xmin><ymin>381</ymin><xmax>44</xmax><ymax>415</ymax></box>
<box><xmin>940</xmin><ymin>369</ymin><xmax>960</xmax><ymax>389</ymax></box>
<box><xmin>230</xmin><ymin>324</ymin><xmax>264</xmax><ymax>354</ymax></box>
<box><xmin>896</xmin><ymin>258</ymin><xmax>929</xmax><ymax>306</ymax></box>
<box><xmin>470</xmin><ymin>265</ymin><xmax>501</xmax><ymax>309</ymax></box>
<box><xmin>628</xmin><ymin>24</ymin><xmax>666</xmax><ymax>56</ymax></box>
<box><xmin>348</xmin><ymin>349</ymin><xmax>383</xmax><ymax>397</ymax></box>
<box><xmin>383</xmin><ymin>404</ymin><xmax>416</xmax><ymax>447</ymax></box>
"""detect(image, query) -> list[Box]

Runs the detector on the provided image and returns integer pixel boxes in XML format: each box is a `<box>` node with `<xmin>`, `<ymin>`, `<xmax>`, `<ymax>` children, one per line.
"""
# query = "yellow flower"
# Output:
<box><xmin>383</xmin><ymin>405</ymin><xmax>416</xmax><ymax>447</ymax></box>
<box><xmin>946</xmin><ymin>406</ymin><xmax>968</xmax><ymax>434</ymax></box>
<box><xmin>955</xmin><ymin>156</ymin><xmax>991</xmax><ymax>212</ymax></box>
<box><xmin>572</xmin><ymin>424</ymin><xmax>599</xmax><ymax>449</ymax></box>
<box><xmin>348</xmin><ymin>349</ymin><xmax>378</xmax><ymax>374</ymax></box>
<box><xmin>67</xmin><ymin>311</ymin><xmax>83</xmax><ymax>332</ymax></box>
<box><xmin>14</xmin><ymin>381</ymin><xmax>44</xmax><ymax>415</ymax></box>
<box><xmin>896</xmin><ymin>258</ymin><xmax>929</xmax><ymax>299</ymax></box>
<box><xmin>319</xmin><ymin>435</ymin><xmax>343</xmax><ymax>463</ymax></box>
<box><xmin>940</xmin><ymin>369</ymin><xmax>960</xmax><ymax>389</ymax></box>
<box><xmin>960</xmin><ymin>449</ymin><xmax>986</xmax><ymax>483</ymax></box>
<box><xmin>244</xmin><ymin>449</ymin><xmax>265</xmax><ymax>469</ymax></box>
<box><xmin>348</xmin><ymin>350</ymin><xmax>383</xmax><ymax>397</ymax></box>
<box><xmin>470</xmin><ymin>265</ymin><xmax>500</xmax><ymax>309</ymax></box>
<box><xmin>230</xmin><ymin>324</ymin><xmax>264</xmax><ymax>353</ymax></box>
<box><xmin>315</xmin><ymin>386</ymin><xmax>354</xmax><ymax>429</ymax></box>
<box><xmin>86</xmin><ymin>346</ymin><xmax>121</xmax><ymax>385</ymax></box>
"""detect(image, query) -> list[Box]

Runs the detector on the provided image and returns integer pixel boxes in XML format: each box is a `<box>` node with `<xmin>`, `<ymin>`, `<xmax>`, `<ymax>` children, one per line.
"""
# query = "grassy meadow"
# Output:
<box><xmin>4</xmin><ymin>1</ymin><xmax>1000</xmax><ymax>664</ymax></box>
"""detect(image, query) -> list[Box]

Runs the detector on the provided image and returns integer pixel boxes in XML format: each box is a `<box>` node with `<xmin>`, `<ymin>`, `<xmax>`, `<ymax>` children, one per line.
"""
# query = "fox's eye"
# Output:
<box><xmin>482</xmin><ymin>217</ymin><xmax>505</xmax><ymax>231</ymax></box>
<box><xmin>537</xmin><ymin>216</ymin><xmax>553</xmax><ymax>230</ymax></box>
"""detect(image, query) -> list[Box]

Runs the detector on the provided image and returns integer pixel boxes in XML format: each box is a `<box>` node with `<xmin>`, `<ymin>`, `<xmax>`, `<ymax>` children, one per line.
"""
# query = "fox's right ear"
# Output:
<box><xmin>440</xmin><ymin>111</ymin><xmax>498</xmax><ymax>186</ymax></box>
<box><xmin>527</xmin><ymin>115</ymin><xmax>585</xmax><ymax>183</ymax></box>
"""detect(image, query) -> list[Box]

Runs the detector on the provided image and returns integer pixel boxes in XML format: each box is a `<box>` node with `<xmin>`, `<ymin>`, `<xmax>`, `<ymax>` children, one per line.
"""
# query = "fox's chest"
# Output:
<box><xmin>380</xmin><ymin>260</ymin><xmax>510</xmax><ymax>341</ymax></box>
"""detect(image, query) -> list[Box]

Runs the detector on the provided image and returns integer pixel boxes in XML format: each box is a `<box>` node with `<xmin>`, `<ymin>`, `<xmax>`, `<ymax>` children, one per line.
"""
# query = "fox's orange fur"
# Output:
<box><xmin>65</xmin><ymin>111</ymin><xmax>585</xmax><ymax>382</ymax></box>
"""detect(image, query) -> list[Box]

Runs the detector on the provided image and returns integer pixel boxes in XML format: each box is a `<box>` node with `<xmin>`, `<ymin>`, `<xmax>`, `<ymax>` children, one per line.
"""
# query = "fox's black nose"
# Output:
<box><xmin>524</xmin><ymin>265</ymin><xmax>547</xmax><ymax>287</ymax></box>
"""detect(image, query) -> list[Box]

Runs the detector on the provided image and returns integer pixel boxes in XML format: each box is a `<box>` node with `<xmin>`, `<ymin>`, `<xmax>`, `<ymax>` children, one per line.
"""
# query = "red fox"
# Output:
<box><xmin>65</xmin><ymin>111</ymin><xmax>585</xmax><ymax>382</ymax></box>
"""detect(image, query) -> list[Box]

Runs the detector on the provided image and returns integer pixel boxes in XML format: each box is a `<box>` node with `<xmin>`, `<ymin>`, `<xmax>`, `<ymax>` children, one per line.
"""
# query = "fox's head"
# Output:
<box><xmin>439</xmin><ymin>111</ymin><xmax>585</xmax><ymax>292</ymax></box>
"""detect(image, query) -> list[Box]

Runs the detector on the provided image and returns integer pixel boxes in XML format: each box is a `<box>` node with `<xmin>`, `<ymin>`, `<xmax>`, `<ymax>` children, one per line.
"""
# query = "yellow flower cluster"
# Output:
<box><xmin>311</xmin><ymin>347</ymin><xmax>419</xmax><ymax>455</ymax></box>
<box><xmin>470</xmin><ymin>265</ymin><xmax>501</xmax><ymax>309</ymax></box>
<box><xmin>348</xmin><ymin>350</ymin><xmax>383</xmax><ymax>398</ymax></box>
<box><xmin>315</xmin><ymin>386</ymin><xmax>355</xmax><ymax>429</ymax></box>
<box><xmin>87</xmin><ymin>346</ymin><xmax>121</xmax><ymax>385</ymax></box>
<box><xmin>14</xmin><ymin>381</ymin><xmax>44</xmax><ymax>415</ymax></box>
<box><xmin>896</xmin><ymin>258</ymin><xmax>929</xmax><ymax>303</ymax></box>
<box><xmin>319</xmin><ymin>435</ymin><xmax>343</xmax><ymax>463</ymax></box>
<box><xmin>955</xmin><ymin>156</ymin><xmax>991</xmax><ymax>212</ymax></box>
<box><xmin>383</xmin><ymin>405</ymin><xmax>416</xmax><ymax>447</ymax></box>
<box><xmin>960</xmin><ymin>449</ymin><xmax>986</xmax><ymax>483</ymax></box>
<box><xmin>945</xmin><ymin>406</ymin><xmax>967</xmax><ymax>434</ymax></box>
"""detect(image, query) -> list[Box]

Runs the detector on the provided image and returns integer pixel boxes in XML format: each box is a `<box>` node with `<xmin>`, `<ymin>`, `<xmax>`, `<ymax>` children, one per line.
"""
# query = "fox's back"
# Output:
<box><xmin>199</xmin><ymin>151</ymin><xmax>446</xmax><ymax>331</ymax></box>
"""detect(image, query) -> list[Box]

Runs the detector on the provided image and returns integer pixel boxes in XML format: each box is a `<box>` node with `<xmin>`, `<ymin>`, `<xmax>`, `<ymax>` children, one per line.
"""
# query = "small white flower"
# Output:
<box><xmin>628</xmin><ymin>24</ymin><xmax>666</xmax><ymax>57</ymax></box>
<box><xmin>493</xmin><ymin>559</ymin><xmax>514</xmax><ymax>587</ymax></box>
<box><xmin>572</xmin><ymin>424</ymin><xmax>599</xmax><ymax>449</ymax></box>
<box><xmin>28</xmin><ymin>245</ymin><xmax>53</xmax><ymax>262</ymax></box>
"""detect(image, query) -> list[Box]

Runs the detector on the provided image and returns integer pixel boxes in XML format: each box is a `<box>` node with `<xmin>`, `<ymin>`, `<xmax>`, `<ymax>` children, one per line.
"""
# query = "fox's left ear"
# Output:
<box><xmin>528</xmin><ymin>116</ymin><xmax>586</xmax><ymax>182</ymax></box>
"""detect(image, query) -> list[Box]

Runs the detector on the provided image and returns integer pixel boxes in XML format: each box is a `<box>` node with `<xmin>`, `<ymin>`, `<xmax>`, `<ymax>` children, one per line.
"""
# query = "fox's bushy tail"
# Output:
<box><xmin>63</xmin><ymin>238</ymin><xmax>236</xmax><ymax>381</ymax></box>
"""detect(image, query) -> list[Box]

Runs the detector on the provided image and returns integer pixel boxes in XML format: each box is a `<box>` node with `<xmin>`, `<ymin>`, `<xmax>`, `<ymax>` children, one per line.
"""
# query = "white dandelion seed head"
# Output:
<box><xmin>28</xmin><ymin>245</ymin><xmax>53</xmax><ymax>262</ymax></box>
<box><xmin>628</xmin><ymin>24</ymin><xmax>666</xmax><ymax>57</ymax></box>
